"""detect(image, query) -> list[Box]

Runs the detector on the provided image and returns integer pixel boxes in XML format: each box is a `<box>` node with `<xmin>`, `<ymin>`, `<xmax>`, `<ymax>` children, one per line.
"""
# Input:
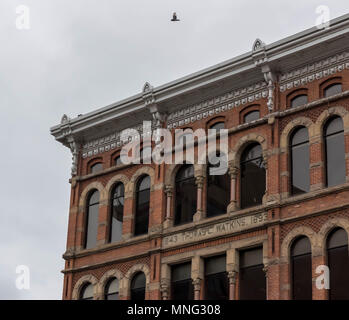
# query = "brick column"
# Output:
<box><xmin>192</xmin><ymin>278</ymin><xmax>202</xmax><ymax>300</ymax></box>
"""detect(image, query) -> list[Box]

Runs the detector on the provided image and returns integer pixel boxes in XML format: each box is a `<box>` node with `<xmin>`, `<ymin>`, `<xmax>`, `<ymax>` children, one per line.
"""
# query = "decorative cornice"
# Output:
<box><xmin>167</xmin><ymin>81</ymin><xmax>268</xmax><ymax>129</ymax></box>
<box><xmin>279</xmin><ymin>51</ymin><xmax>349</xmax><ymax>92</ymax></box>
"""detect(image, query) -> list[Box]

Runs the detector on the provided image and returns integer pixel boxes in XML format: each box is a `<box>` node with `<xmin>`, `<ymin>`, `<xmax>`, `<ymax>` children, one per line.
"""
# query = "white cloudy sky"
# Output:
<box><xmin>0</xmin><ymin>0</ymin><xmax>348</xmax><ymax>300</ymax></box>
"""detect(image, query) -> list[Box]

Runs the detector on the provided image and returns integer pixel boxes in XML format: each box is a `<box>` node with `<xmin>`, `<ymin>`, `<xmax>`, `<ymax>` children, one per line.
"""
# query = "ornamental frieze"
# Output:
<box><xmin>279</xmin><ymin>51</ymin><xmax>349</xmax><ymax>92</ymax></box>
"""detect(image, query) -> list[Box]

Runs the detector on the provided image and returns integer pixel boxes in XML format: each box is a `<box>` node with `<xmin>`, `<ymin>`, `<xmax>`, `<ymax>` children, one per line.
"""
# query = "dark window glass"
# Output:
<box><xmin>134</xmin><ymin>176</ymin><xmax>150</xmax><ymax>236</ymax></box>
<box><xmin>240</xmin><ymin>143</ymin><xmax>266</xmax><ymax>209</ymax></box>
<box><xmin>131</xmin><ymin>272</ymin><xmax>146</xmax><ymax>300</ymax></box>
<box><xmin>324</xmin><ymin>117</ymin><xmax>345</xmax><ymax>187</ymax></box>
<box><xmin>110</xmin><ymin>183</ymin><xmax>124</xmax><ymax>243</ymax></box>
<box><xmin>115</xmin><ymin>156</ymin><xmax>122</xmax><ymax>166</ymax></box>
<box><xmin>239</xmin><ymin>247</ymin><xmax>266</xmax><ymax>300</ymax></box>
<box><xmin>290</xmin><ymin>127</ymin><xmax>310</xmax><ymax>195</ymax></box>
<box><xmin>207</xmin><ymin>153</ymin><xmax>230</xmax><ymax>217</ymax></box>
<box><xmin>244</xmin><ymin>110</ymin><xmax>260</xmax><ymax>123</ymax></box>
<box><xmin>210</xmin><ymin>122</ymin><xmax>225</xmax><ymax>130</ymax></box>
<box><xmin>171</xmin><ymin>263</ymin><xmax>194</xmax><ymax>300</ymax></box>
<box><xmin>291</xmin><ymin>236</ymin><xmax>312</xmax><ymax>300</ymax></box>
<box><xmin>327</xmin><ymin>228</ymin><xmax>349</xmax><ymax>300</ymax></box>
<box><xmin>205</xmin><ymin>255</ymin><xmax>228</xmax><ymax>300</ymax></box>
<box><xmin>177</xmin><ymin>131</ymin><xmax>194</xmax><ymax>151</ymax></box>
<box><xmin>290</xmin><ymin>95</ymin><xmax>308</xmax><ymax>108</ymax></box>
<box><xmin>175</xmin><ymin>165</ymin><xmax>197</xmax><ymax>225</ymax></box>
<box><xmin>80</xmin><ymin>283</ymin><xmax>94</xmax><ymax>300</ymax></box>
<box><xmin>90</xmin><ymin>162</ymin><xmax>103</xmax><ymax>174</ymax></box>
<box><xmin>85</xmin><ymin>190</ymin><xmax>99</xmax><ymax>249</ymax></box>
<box><xmin>104</xmin><ymin>278</ymin><xmax>119</xmax><ymax>300</ymax></box>
<box><xmin>324</xmin><ymin>83</ymin><xmax>342</xmax><ymax>98</ymax></box>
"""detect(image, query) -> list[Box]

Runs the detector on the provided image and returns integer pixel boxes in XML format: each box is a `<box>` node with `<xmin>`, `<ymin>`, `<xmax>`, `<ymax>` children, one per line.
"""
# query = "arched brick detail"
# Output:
<box><xmin>97</xmin><ymin>269</ymin><xmax>124</xmax><ymax>299</ymax></box>
<box><xmin>280</xmin><ymin>117</ymin><xmax>315</xmax><ymax>151</ymax></box>
<box><xmin>123</xmin><ymin>264</ymin><xmax>151</xmax><ymax>299</ymax></box>
<box><xmin>164</xmin><ymin>162</ymin><xmax>199</xmax><ymax>188</ymax></box>
<box><xmin>318</xmin><ymin>217</ymin><xmax>349</xmax><ymax>255</ymax></box>
<box><xmin>314</xmin><ymin>106</ymin><xmax>349</xmax><ymax>136</ymax></box>
<box><xmin>280</xmin><ymin>226</ymin><xmax>321</xmax><ymax>263</ymax></box>
<box><xmin>228</xmin><ymin>133</ymin><xmax>267</xmax><ymax>168</ymax></box>
<box><xmin>105</xmin><ymin>174</ymin><xmax>129</xmax><ymax>198</ymax></box>
<box><xmin>79</xmin><ymin>181</ymin><xmax>107</xmax><ymax>208</ymax></box>
<box><xmin>129</xmin><ymin>166</ymin><xmax>155</xmax><ymax>194</ymax></box>
<box><xmin>72</xmin><ymin>274</ymin><xmax>98</xmax><ymax>300</ymax></box>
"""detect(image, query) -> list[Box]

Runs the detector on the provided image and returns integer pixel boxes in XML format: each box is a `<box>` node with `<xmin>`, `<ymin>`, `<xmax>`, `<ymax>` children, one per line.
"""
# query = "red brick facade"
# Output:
<box><xmin>51</xmin><ymin>17</ymin><xmax>349</xmax><ymax>300</ymax></box>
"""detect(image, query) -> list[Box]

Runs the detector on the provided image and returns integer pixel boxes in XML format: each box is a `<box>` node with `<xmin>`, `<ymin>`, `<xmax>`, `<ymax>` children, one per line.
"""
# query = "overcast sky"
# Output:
<box><xmin>0</xmin><ymin>0</ymin><xmax>348</xmax><ymax>300</ymax></box>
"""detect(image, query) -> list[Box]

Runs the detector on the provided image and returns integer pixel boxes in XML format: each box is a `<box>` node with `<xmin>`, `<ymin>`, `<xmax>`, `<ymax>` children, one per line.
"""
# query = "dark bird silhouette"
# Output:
<box><xmin>171</xmin><ymin>12</ymin><xmax>180</xmax><ymax>22</ymax></box>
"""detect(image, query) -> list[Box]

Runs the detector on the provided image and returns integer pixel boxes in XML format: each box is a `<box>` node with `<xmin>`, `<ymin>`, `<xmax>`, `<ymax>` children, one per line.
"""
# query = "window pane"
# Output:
<box><xmin>207</xmin><ymin>153</ymin><xmax>230</xmax><ymax>217</ymax></box>
<box><xmin>175</xmin><ymin>165</ymin><xmax>197</xmax><ymax>225</ymax></box>
<box><xmin>244</xmin><ymin>110</ymin><xmax>260</xmax><ymax>123</ymax></box>
<box><xmin>80</xmin><ymin>283</ymin><xmax>93</xmax><ymax>300</ymax></box>
<box><xmin>90</xmin><ymin>163</ymin><xmax>103</xmax><ymax>174</ymax></box>
<box><xmin>205</xmin><ymin>256</ymin><xmax>228</xmax><ymax>300</ymax></box>
<box><xmin>205</xmin><ymin>272</ymin><xmax>228</xmax><ymax>300</ymax></box>
<box><xmin>115</xmin><ymin>156</ymin><xmax>122</xmax><ymax>166</ymax></box>
<box><xmin>291</xmin><ymin>237</ymin><xmax>312</xmax><ymax>300</ymax></box>
<box><xmin>171</xmin><ymin>263</ymin><xmax>194</xmax><ymax>300</ymax></box>
<box><xmin>105</xmin><ymin>278</ymin><xmax>119</xmax><ymax>300</ymax></box>
<box><xmin>327</xmin><ymin>228</ymin><xmax>348</xmax><ymax>249</ymax></box>
<box><xmin>291</xmin><ymin>95</ymin><xmax>308</xmax><ymax>108</ymax></box>
<box><xmin>328</xmin><ymin>245</ymin><xmax>349</xmax><ymax>300</ymax></box>
<box><xmin>239</xmin><ymin>248</ymin><xmax>266</xmax><ymax>300</ymax></box>
<box><xmin>291</xmin><ymin>127</ymin><xmax>310</xmax><ymax>195</ymax></box>
<box><xmin>210</xmin><ymin>122</ymin><xmax>225</xmax><ymax>130</ymax></box>
<box><xmin>325</xmin><ymin>117</ymin><xmax>345</xmax><ymax>187</ymax></box>
<box><xmin>131</xmin><ymin>273</ymin><xmax>146</xmax><ymax>300</ymax></box>
<box><xmin>240</xmin><ymin>144</ymin><xmax>265</xmax><ymax>209</ymax></box>
<box><xmin>135</xmin><ymin>176</ymin><xmax>150</xmax><ymax>236</ymax></box>
<box><xmin>110</xmin><ymin>184</ymin><xmax>124</xmax><ymax>243</ymax></box>
<box><xmin>85</xmin><ymin>191</ymin><xmax>99</xmax><ymax>249</ymax></box>
<box><xmin>205</xmin><ymin>255</ymin><xmax>226</xmax><ymax>275</ymax></box>
<box><xmin>324</xmin><ymin>83</ymin><xmax>342</xmax><ymax>97</ymax></box>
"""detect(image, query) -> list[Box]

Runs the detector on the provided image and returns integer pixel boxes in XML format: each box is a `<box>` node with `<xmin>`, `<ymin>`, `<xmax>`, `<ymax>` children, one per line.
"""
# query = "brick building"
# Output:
<box><xmin>51</xmin><ymin>14</ymin><xmax>349</xmax><ymax>300</ymax></box>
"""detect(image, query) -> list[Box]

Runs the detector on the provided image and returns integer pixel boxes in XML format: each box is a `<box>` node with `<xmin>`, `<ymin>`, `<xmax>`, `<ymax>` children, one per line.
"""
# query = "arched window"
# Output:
<box><xmin>110</xmin><ymin>183</ymin><xmax>124</xmax><ymax>243</ymax></box>
<box><xmin>175</xmin><ymin>164</ymin><xmax>197</xmax><ymax>225</ymax></box>
<box><xmin>114</xmin><ymin>156</ymin><xmax>122</xmax><ymax>166</ymax></box>
<box><xmin>327</xmin><ymin>228</ymin><xmax>349</xmax><ymax>300</ymax></box>
<box><xmin>244</xmin><ymin>110</ymin><xmax>260</xmax><ymax>123</ymax></box>
<box><xmin>90</xmin><ymin>162</ymin><xmax>103</xmax><ymax>174</ymax></box>
<box><xmin>290</xmin><ymin>95</ymin><xmax>308</xmax><ymax>108</ymax></box>
<box><xmin>240</xmin><ymin>143</ymin><xmax>265</xmax><ymax>209</ymax></box>
<box><xmin>79</xmin><ymin>283</ymin><xmax>93</xmax><ymax>300</ymax></box>
<box><xmin>207</xmin><ymin>152</ymin><xmax>230</xmax><ymax>217</ymax></box>
<box><xmin>134</xmin><ymin>175</ymin><xmax>150</xmax><ymax>236</ymax></box>
<box><xmin>104</xmin><ymin>278</ymin><xmax>119</xmax><ymax>300</ymax></box>
<box><xmin>85</xmin><ymin>190</ymin><xmax>99</xmax><ymax>249</ymax></box>
<box><xmin>131</xmin><ymin>272</ymin><xmax>146</xmax><ymax>300</ymax></box>
<box><xmin>291</xmin><ymin>236</ymin><xmax>312</xmax><ymax>300</ymax></box>
<box><xmin>324</xmin><ymin>116</ymin><xmax>346</xmax><ymax>187</ymax></box>
<box><xmin>290</xmin><ymin>127</ymin><xmax>310</xmax><ymax>195</ymax></box>
<box><xmin>209</xmin><ymin>122</ymin><xmax>225</xmax><ymax>130</ymax></box>
<box><xmin>324</xmin><ymin>83</ymin><xmax>342</xmax><ymax>98</ymax></box>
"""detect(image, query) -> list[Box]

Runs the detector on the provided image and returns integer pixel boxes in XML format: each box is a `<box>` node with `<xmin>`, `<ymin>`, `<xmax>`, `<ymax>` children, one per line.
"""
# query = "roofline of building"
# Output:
<box><xmin>50</xmin><ymin>13</ymin><xmax>349</xmax><ymax>144</ymax></box>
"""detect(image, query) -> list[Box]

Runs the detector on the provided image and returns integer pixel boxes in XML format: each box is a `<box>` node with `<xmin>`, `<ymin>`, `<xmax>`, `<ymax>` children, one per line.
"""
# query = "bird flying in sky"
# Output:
<box><xmin>171</xmin><ymin>12</ymin><xmax>180</xmax><ymax>22</ymax></box>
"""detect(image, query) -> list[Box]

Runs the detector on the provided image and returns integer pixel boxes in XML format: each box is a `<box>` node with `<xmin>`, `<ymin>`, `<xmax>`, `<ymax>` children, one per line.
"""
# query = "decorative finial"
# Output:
<box><xmin>252</xmin><ymin>38</ymin><xmax>265</xmax><ymax>52</ymax></box>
